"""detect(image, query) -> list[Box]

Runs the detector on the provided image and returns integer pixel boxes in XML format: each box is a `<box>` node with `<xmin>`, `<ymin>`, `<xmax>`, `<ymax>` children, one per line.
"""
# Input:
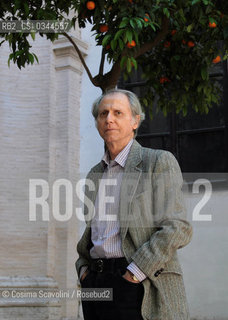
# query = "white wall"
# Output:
<box><xmin>0</xmin><ymin>30</ymin><xmax>85</xmax><ymax>320</ymax></box>
<box><xmin>181</xmin><ymin>186</ymin><xmax>228</xmax><ymax>320</ymax></box>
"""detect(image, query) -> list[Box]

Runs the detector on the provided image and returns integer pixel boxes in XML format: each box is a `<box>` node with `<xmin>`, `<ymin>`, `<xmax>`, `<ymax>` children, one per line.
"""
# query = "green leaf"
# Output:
<box><xmin>118</xmin><ymin>39</ymin><xmax>124</xmax><ymax>51</ymax></box>
<box><xmin>123</xmin><ymin>72</ymin><xmax>128</xmax><ymax>81</ymax></box>
<box><xmin>163</xmin><ymin>106</ymin><xmax>168</xmax><ymax>117</ymax></box>
<box><xmin>0</xmin><ymin>39</ymin><xmax>5</xmax><ymax>47</ymax></box>
<box><xmin>134</xmin><ymin>18</ymin><xmax>143</xmax><ymax>29</ymax></box>
<box><xmin>120</xmin><ymin>56</ymin><xmax>127</xmax><ymax>69</ymax></box>
<box><xmin>126</xmin><ymin>30</ymin><xmax>133</xmax><ymax>42</ymax></box>
<box><xmin>201</xmin><ymin>67</ymin><xmax>208</xmax><ymax>80</ymax></box>
<box><xmin>180</xmin><ymin>103</ymin><xmax>187</xmax><ymax>116</ymax></box>
<box><xmin>7</xmin><ymin>34</ymin><xmax>13</xmax><ymax>46</ymax></box>
<box><xmin>163</xmin><ymin>8</ymin><xmax>170</xmax><ymax>18</ymax></box>
<box><xmin>127</xmin><ymin>58</ymin><xmax>132</xmax><ymax>73</ymax></box>
<box><xmin>131</xmin><ymin>57</ymin><xmax>137</xmax><ymax>69</ymax></box>
<box><xmin>192</xmin><ymin>0</ymin><xmax>201</xmax><ymax>4</ymax></box>
<box><xmin>143</xmin><ymin>98</ymin><xmax>148</xmax><ymax>107</ymax></box>
<box><xmin>203</xmin><ymin>85</ymin><xmax>209</xmax><ymax>95</ymax></box>
<box><xmin>28</xmin><ymin>53</ymin><xmax>34</xmax><ymax>64</ymax></box>
<box><xmin>177</xmin><ymin>8</ymin><xmax>186</xmax><ymax>23</ymax></box>
<box><xmin>102</xmin><ymin>34</ymin><xmax>112</xmax><ymax>47</ymax></box>
<box><xmin>14</xmin><ymin>50</ymin><xmax>24</xmax><ymax>57</ymax></box>
<box><xmin>187</xmin><ymin>24</ymin><xmax>193</xmax><ymax>33</ymax></box>
<box><xmin>150</xmin><ymin>23</ymin><xmax>156</xmax><ymax>32</ymax></box>
<box><xmin>209</xmin><ymin>17</ymin><xmax>217</xmax><ymax>24</ymax></box>
<box><xmin>211</xmin><ymin>94</ymin><xmax>218</xmax><ymax>103</ymax></box>
<box><xmin>8</xmin><ymin>57</ymin><xmax>11</xmax><ymax>68</ymax></box>
<box><xmin>119</xmin><ymin>18</ymin><xmax>129</xmax><ymax>28</ymax></box>
<box><xmin>193</xmin><ymin>105</ymin><xmax>199</xmax><ymax>112</ymax></box>
<box><xmin>185</xmin><ymin>84</ymin><xmax>189</xmax><ymax>91</ymax></box>
<box><xmin>114</xmin><ymin>29</ymin><xmax>125</xmax><ymax>41</ymax></box>
<box><xmin>23</xmin><ymin>2</ymin><xmax>30</xmax><ymax>16</ymax></box>
<box><xmin>110</xmin><ymin>39</ymin><xmax>117</xmax><ymax>51</ymax></box>
<box><xmin>31</xmin><ymin>32</ymin><xmax>36</xmax><ymax>41</ymax></box>
<box><xmin>130</xmin><ymin>19</ymin><xmax>136</xmax><ymax>29</ymax></box>
<box><xmin>32</xmin><ymin>53</ymin><xmax>39</xmax><ymax>64</ymax></box>
<box><xmin>197</xmin><ymin>84</ymin><xmax>203</xmax><ymax>93</ymax></box>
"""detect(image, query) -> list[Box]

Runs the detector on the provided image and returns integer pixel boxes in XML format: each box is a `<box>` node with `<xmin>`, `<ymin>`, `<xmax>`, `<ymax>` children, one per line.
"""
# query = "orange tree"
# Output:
<box><xmin>1</xmin><ymin>0</ymin><xmax>228</xmax><ymax>115</ymax></box>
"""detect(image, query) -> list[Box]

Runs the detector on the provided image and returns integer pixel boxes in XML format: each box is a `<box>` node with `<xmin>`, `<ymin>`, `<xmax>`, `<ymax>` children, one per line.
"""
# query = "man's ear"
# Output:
<box><xmin>133</xmin><ymin>115</ymin><xmax>140</xmax><ymax>129</ymax></box>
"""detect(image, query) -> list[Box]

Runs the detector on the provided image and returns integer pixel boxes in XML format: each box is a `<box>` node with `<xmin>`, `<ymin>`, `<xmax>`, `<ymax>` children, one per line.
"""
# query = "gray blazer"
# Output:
<box><xmin>76</xmin><ymin>140</ymin><xmax>193</xmax><ymax>320</ymax></box>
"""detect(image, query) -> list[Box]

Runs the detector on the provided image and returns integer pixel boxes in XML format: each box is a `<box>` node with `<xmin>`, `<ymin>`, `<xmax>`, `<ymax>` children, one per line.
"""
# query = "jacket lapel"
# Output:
<box><xmin>119</xmin><ymin>140</ymin><xmax>143</xmax><ymax>240</ymax></box>
<box><xmin>85</xmin><ymin>162</ymin><xmax>104</xmax><ymax>227</ymax></box>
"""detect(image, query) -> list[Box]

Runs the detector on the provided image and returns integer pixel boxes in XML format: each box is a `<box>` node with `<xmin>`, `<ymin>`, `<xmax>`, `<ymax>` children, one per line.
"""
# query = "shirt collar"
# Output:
<box><xmin>102</xmin><ymin>139</ymin><xmax>134</xmax><ymax>168</ymax></box>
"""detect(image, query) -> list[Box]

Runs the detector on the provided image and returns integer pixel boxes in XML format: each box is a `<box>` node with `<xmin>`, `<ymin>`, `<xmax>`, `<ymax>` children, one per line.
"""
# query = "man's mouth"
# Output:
<box><xmin>105</xmin><ymin>128</ymin><xmax>116</xmax><ymax>132</ymax></box>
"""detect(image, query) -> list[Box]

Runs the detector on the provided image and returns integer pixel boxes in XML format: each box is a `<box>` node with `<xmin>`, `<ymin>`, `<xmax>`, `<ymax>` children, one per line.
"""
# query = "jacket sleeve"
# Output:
<box><xmin>75</xmin><ymin>228</ymin><xmax>92</xmax><ymax>277</ymax></box>
<box><xmin>75</xmin><ymin>170</ymin><xmax>96</xmax><ymax>277</ymax></box>
<box><xmin>131</xmin><ymin>150</ymin><xmax>193</xmax><ymax>281</ymax></box>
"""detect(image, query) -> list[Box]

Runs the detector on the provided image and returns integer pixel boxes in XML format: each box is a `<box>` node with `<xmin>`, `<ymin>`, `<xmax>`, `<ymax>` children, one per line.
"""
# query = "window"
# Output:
<box><xmin>119</xmin><ymin>62</ymin><xmax>228</xmax><ymax>172</ymax></box>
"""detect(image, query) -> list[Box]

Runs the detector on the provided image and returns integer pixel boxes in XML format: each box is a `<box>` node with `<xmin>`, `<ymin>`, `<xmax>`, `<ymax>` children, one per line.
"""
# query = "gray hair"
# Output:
<box><xmin>92</xmin><ymin>89</ymin><xmax>145</xmax><ymax>136</ymax></box>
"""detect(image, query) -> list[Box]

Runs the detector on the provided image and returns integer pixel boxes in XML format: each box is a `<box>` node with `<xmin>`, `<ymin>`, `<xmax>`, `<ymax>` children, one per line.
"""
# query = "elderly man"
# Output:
<box><xmin>76</xmin><ymin>89</ymin><xmax>192</xmax><ymax>320</ymax></box>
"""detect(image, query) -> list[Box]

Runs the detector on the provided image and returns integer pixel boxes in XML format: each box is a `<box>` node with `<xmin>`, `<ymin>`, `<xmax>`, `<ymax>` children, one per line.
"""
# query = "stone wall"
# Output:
<box><xmin>0</xmin><ymin>29</ymin><xmax>87</xmax><ymax>320</ymax></box>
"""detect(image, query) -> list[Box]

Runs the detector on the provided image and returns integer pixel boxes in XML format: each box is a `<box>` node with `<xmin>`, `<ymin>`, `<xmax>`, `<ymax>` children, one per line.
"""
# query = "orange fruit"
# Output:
<box><xmin>209</xmin><ymin>21</ymin><xmax>217</xmax><ymax>28</ymax></box>
<box><xmin>144</xmin><ymin>13</ymin><xmax>149</xmax><ymax>22</ymax></box>
<box><xmin>171</xmin><ymin>29</ymin><xmax>177</xmax><ymax>36</ymax></box>
<box><xmin>212</xmin><ymin>55</ymin><xmax>221</xmax><ymax>63</ymax></box>
<box><xmin>86</xmin><ymin>1</ymin><xmax>95</xmax><ymax>10</ymax></box>
<box><xmin>127</xmin><ymin>40</ymin><xmax>136</xmax><ymax>48</ymax></box>
<box><xmin>160</xmin><ymin>77</ymin><xmax>170</xmax><ymax>84</ymax></box>
<box><xmin>128</xmin><ymin>0</ymin><xmax>133</xmax><ymax>3</ymax></box>
<box><xmin>164</xmin><ymin>41</ymin><xmax>171</xmax><ymax>48</ymax></box>
<box><xmin>187</xmin><ymin>41</ymin><xmax>195</xmax><ymax>48</ymax></box>
<box><xmin>99</xmin><ymin>24</ymin><xmax>108</xmax><ymax>33</ymax></box>
<box><xmin>182</xmin><ymin>39</ymin><xmax>186</xmax><ymax>45</ymax></box>
<box><xmin>106</xmin><ymin>44</ymin><xmax>111</xmax><ymax>50</ymax></box>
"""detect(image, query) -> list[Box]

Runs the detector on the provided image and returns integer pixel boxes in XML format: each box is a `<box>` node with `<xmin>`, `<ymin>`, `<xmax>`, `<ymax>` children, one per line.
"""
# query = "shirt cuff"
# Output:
<box><xmin>79</xmin><ymin>265</ymin><xmax>89</xmax><ymax>280</ymax></box>
<box><xmin>127</xmin><ymin>262</ymin><xmax>147</xmax><ymax>282</ymax></box>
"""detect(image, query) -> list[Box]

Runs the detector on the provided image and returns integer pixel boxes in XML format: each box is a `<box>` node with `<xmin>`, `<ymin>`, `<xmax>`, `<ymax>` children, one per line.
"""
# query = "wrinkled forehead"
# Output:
<box><xmin>98</xmin><ymin>92</ymin><xmax>131</xmax><ymax>111</ymax></box>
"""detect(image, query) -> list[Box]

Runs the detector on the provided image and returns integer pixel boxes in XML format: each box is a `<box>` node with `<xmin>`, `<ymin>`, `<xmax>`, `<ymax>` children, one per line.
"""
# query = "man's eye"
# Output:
<box><xmin>116</xmin><ymin>111</ymin><xmax>121</xmax><ymax>115</ymax></box>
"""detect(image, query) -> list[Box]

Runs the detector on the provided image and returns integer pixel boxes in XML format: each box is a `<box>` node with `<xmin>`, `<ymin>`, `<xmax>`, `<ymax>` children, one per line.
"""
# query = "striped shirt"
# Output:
<box><xmin>85</xmin><ymin>139</ymin><xmax>146</xmax><ymax>281</ymax></box>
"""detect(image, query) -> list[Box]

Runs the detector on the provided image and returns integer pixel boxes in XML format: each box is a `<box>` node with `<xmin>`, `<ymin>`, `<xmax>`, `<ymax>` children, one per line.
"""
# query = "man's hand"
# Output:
<box><xmin>80</xmin><ymin>270</ymin><xmax>89</xmax><ymax>282</ymax></box>
<box><xmin>122</xmin><ymin>270</ymin><xmax>140</xmax><ymax>283</ymax></box>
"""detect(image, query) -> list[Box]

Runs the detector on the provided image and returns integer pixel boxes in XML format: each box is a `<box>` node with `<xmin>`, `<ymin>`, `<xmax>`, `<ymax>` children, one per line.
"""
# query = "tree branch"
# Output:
<box><xmin>62</xmin><ymin>16</ymin><xmax>169</xmax><ymax>93</ymax></box>
<box><xmin>99</xmin><ymin>47</ymin><xmax>106</xmax><ymax>76</ymax></box>
<box><xmin>98</xmin><ymin>17</ymin><xmax>169</xmax><ymax>91</ymax></box>
<box><xmin>134</xmin><ymin>16</ymin><xmax>169</xmax><ymax>59</ymax></box>
<box><xmin>62</xmin><ymin>32</ymin><xmax>96</xmax><ymax>86</ymax></box>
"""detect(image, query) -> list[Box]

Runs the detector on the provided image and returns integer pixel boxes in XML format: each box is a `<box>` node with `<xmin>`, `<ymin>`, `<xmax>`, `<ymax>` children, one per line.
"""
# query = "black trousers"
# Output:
<box><xmin>80</xmin><ymin>265</ymin><xmax>144</xmax><ymax>320</ymax></box>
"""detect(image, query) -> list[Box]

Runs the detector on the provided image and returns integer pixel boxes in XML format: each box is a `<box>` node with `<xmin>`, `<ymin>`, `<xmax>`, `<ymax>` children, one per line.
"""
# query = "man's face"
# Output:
<box><xmin>96</xmin><ymin>93</ymin><xmax>140</xmax><ymax>147</ymax></box>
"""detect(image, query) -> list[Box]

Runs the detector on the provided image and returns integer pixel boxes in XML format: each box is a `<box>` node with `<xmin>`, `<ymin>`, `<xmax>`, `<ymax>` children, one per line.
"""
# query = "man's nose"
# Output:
<box><xmin>105</xmin><ymin>112</ymin><xmax>114</xmax><ymax>122</ymax></box>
